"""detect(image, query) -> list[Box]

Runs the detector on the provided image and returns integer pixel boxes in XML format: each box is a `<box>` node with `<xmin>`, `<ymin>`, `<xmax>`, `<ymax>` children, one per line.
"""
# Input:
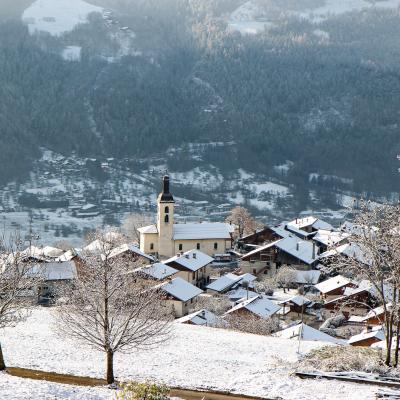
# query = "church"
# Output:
<box><xmin>138</xmin><ymin>176</ymin><xmax>234</xmax><ymax>259</ymax></box>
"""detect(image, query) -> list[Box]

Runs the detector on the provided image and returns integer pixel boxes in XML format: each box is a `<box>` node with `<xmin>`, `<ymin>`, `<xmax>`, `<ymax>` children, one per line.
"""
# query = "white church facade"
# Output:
<box><xmin>138</xmin><ymin>176</ymin><xmax>234</xmax><ymax>259</ymax></box>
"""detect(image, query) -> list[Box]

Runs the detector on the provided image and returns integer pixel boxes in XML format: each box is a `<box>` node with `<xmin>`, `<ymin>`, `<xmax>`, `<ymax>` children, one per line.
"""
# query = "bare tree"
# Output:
<box><xmin>56</xmin><ymin>229</ymin><xmax>173</xmax><ymax>384</ymax></box>
<box><xmin>254</xmin><ymin>276</ymin><xmax>276</xmax><ymax>296</ymax></box>
<box><xmin>329</xmin><ymin>202</ymin><xmax>400</xmax><ymax>366</ymax></box>
<box><xmin>275</xmin><ymin>266</ymin><xmax>297</xmax><ymax>293</ymax></box>
<box><xmin>226</xmin><ymin>206</ymin><xmax>259</xmax><ymax>239</ymax></box>
<box><xmin>0</xmin><ymin>232</ymin><xmax>43</xmax><ymax>370</ymax></box>
<box><xmin>122</xmin><ymin>214</ymin><xmax>153</xmax><ymax>243</ymax></box>
<box><xmin>189</xmin><ymin>295</ymin><xmax>231</xmax><ymax>316</ymax></box>
<box><xmin>224</xmin><ymin>313</ymin><xmax>280</xmax><ymax>336</ymax></box>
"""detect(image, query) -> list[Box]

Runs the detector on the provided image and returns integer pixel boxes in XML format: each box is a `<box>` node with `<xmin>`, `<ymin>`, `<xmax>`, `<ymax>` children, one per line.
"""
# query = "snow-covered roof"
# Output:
<box><xmin>165</xmin><ymin>250</ymin><xmax>214</xmax><ymax>272</ymax></box>
<box><xmin>135</xmin><ymin>263</ymin><xmax>178</xmax><ymax>280</ymax></box>
<box><xmin>275</xmin><ymin>323</ymin><xmax>343</xmax><ymax>344</ymax></box>
<box><xmin>138</xmin><ymin>224</ymin><xmax>158</xmax><ymax>234</ymax></box>
<box><xmin>56</xmin><ymin>249</ymin><xmax>80</xmax><ymax>262</ymax></box>
<box><xmin>319</xmin><ymin>242</ymin><xmax>371</xmax><ymax>265</ymax></box>
<box><xmin>313</xmin><ymin>230</ymin><xmax>349</xmax><ymax>247</ymax></box>
<box><xmin>227</xmin><ymin>287</ymin><xmax>258</xmax><ymax>302</ymax></box>
<box><xmin>361</xmin><ymin>303</ymin><xmax>391</xmax><ymax>321</ymax></box>
<box><xmin>176</xmin><ymin>309</ymin><xmax>220</xmax><ymax>327</ymax></box>
<box><xmin>314</xmin><ymin>275</ymin><xmax>351</xmax><ymax>294</ymax></box>
<box><xmin>225</xmin><ymin>295</ymin><xmax>280</xmax><ymax>319</ymax></box>
<box><xmin>279</xmin><ymin>295</ymin><xmax>312</xmax><ymax>307</ymax></box>
<box><xmin>108</xmin><ymin>243</ymin><xmax>155</xmax><ymax>261</ymax></box>
<box><xmin>348</xmin><ymin>329</ymin><xmax>385</xmax><ymax>345</ymax></box>
<box><xmin>159</xmin><ymin>277</ymin><xmax>203</xmax><ymax>302</ymax></box>
<box><xmin>275</xmin><ymin>236</ymin><xmax>318</xmax><ymax>265</ymax></box>
<box><xmin>32</xmin><ymin>261</ymin><xmax>77</xmax><ymax>281</ymax></box>
<box><xmin>207</xmin><ymin>272</ymin><xmax>256</xmax><ymax>293</ymax></box>
<box><xmin>295</xmin><ymin>270</ymin><xmax>321</xmax><ymax>285</ymax></box>
<box><xmin>173</xmin><ymin>222</ymin><xmax>234</xmax><ymax>240</ymax></box>
<box><xmin>240</xmin><ymin>240</ymin><xmax>280</xmax><ymax>259</ymax></box>
<box><xmin>287</xmin><ymin>217</ymin><xmax>333</xmax><ymax>231</ymax></box>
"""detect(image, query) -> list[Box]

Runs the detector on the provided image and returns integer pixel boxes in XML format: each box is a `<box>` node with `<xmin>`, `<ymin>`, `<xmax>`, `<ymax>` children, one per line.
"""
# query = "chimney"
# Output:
<box><xmin>185</xmin><ymin>254</ymin><xmax>189</xmax><ymax>259</ymax></box>
<box><xmin>366</xmin><ymin>325</ymin><xmax>372</xmax><ymax>333</ymax></box>
<box><xmin>312</xmin><ymin>243</ymin><xmax>316</xmax><ymax>259</ymax></box>
<box><xmin>296</xmin><ymin>242</ymin><xmax>300</xmax><ymax>251</ymax></box>
<box><xmin>193</xmin><ymin>253</ymin><xmax>197</xmax><ymax>259</ymax></box>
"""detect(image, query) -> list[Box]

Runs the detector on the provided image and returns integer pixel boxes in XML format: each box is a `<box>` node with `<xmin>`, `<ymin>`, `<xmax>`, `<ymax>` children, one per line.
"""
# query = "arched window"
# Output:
<box><xmin>164</xmin><ymin>215</ymin><xmax>169</xmax><ymax>223</ymax></box>
<box><xmin>179</xmin><ymin>244</ymin><xmax>183</xmax><ymax>251</ymax></box>
<box><xmin>150</xmin><ymin>243</ymin><xmax>154</xmax><ymax>250</ymax></box>
<box><xmin>165</xmin><ymin>206</ymin><xmax>169</xmax><ymax>214</ymax></box>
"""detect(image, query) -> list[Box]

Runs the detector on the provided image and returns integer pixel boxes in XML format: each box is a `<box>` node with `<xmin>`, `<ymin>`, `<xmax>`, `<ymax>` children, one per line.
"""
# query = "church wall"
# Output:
<box><xmin>140</xmin><ymin>232</ymin><xmax>159</xmax><ymax>254</ymax></box>
<box><xmin>172</xmin><ymin>239</ymin><xmax>230</xmax><ymax>258</ymax></box>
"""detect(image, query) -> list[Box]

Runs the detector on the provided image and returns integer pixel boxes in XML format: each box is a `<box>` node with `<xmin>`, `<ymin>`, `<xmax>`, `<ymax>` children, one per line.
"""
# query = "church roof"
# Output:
<box><xmin>138</xmin><ymin>224</ymin><xmax>158</xmax><ymax>234</ymax></box>
<box><xmin>173</xmin><ymin>222</ymin><xmax>234</xmax><ymax>240</ymax></box>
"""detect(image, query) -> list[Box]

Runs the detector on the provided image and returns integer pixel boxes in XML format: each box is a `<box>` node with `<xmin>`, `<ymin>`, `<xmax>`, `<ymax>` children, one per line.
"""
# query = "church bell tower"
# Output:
<box><xmin>157</xmin><ymin>175</ymin><xmax>175</xmax><ymax>258</ymax></box>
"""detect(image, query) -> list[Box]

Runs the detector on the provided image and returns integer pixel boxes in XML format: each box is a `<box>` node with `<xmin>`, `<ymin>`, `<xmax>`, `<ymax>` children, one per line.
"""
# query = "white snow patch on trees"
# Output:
<box><xmin>22</xmin><ymin>0</ymin><xmax>103</xmax><ymax>36</ymax></box>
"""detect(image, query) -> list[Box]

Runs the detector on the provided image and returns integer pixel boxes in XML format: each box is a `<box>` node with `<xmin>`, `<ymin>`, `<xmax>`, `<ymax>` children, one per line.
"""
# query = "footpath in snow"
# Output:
<box><xmin>0</xmin><ymin>309</ymin><xmax>376</xmax><ymax>400</ymax></box>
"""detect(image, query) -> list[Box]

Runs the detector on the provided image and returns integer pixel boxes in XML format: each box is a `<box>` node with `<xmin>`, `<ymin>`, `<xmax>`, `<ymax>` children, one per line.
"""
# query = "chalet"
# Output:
<box><xmin>130</xmin><ymin>263</ymin><xmax>178</xmax><ymax>281</ymax></box>
<box><xmin>138</xmin><ymin>176</ymin><xmax>234</xmax><ymax>259</ymax></box>
<box><xmin>164</xmin><ymin>250</ymin><xmax>213</xmax><ymax>289</ymax></box>
<box><xmin>176</xmin><ymin>309</ymin><xmax>221</xmax><ymax>327</ymax></box>
<box><xmin>227</xmin><ymin>287</ymin><xmax>258</xmax><ymax>303</ymax></box>
<box><xmin>360</xmin><ymin>304</ymin><xmax>391</xmax><ymax>326</ymax></box>
<box><xmin>238</xmin><ymin>227</ymin><xmax>284</xmax><ymax>250</ymax></box>
<box><xmin>158</xmin><ymin>277</ymin><xmax>203</xmax><ymax>317</ymax></box>
<box><xmin>279</xmin><ymin>295</ymin><xmax>314</xmax><ymax>316</ymax></box>
<box><xmin>285</xmin><ymin>217</ymin><xmax>333</xmax><ymax>239</ymax></box>
<box><xmin>314</xmin><ymin>275</ymin><xmax>356</xmax><ymax>300</ymax></box>
<box><xmin>348</xmin><ymin>328</ymin><xmax>385</xmax><ymax>347</ymax></box>
<box><xmin>206</xmin><ymin>273</ymin><xmax>256</xmax><ymax>294</ymax></box>
<box><xmin>274</xmin><ymin>323</ymin><xmax>344</xmax><ymax>344</ymax></box>
<box><xmin>312</xmin><ymin>230</ymin><xmax>349</xmax><ymax>253</ymax></box>
<box><xmin>240</xmin><ymin>236</ymin><xmax>319</xmax><ymax>276</ymax></box>
<box><xmin>224</xmin><ymin>294</ymin><xmax>280</xmax><ymax>320</ymax></box>
<box><xmin>323</xmin><ymin>285</ymin><xmax>375</xmax><ymax>318</ymax></box>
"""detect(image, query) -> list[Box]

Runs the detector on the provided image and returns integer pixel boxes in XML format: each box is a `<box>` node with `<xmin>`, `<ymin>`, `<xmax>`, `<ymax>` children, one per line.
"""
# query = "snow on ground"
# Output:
<box><xmin>22</xmin><ymin>0</ymin><xmax>103</xmax><ymax>36</ymax></box>
<box><xmin>1</xmin><ymin>308</ymin><xmax>376</xmax><ymax>400</ymax></box>
<box><xmin>62</xmin><ymin>46</ymin><xmax>82</xmax><ymax>62</ymax></box>
<box><xmin>0</xmin><ymin>373</ymin><xmax>113</xmax><ymax>400</ymax></box>
<box><xmin>297</xmin><ymin>0</ymin><xmax>400</xmax><ymax>22</ymax></box>
<box><xmin>228</xmin><ymin>1</ymin><xmax>272</xmax><ymax>34</ymax></box>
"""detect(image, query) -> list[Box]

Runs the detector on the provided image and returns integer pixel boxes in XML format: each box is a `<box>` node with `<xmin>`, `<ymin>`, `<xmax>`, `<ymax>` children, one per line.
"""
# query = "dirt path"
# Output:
<box><xmin>6</xmin><ymin>367</ymin><xmax>273</xmax><ymax>400</ymax></box>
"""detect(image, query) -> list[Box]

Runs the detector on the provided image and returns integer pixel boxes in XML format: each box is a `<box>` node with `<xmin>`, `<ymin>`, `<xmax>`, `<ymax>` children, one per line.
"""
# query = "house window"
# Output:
<box><xmin>164</xmin><ymin>215</ymin><xmax>169</xmax><ymax>223</ymax></box>
<box><xmin>214</xmin><ymin>242</ymin><xmax>218</xmax><ymax>250</ymax></box>
<box><xmin>179</xmin><ymin>244</ymin><xmax>183</xmax><ymax>251</ymax></box>
<box><xmin>196</xmin><ymin>243</ymin><xmax>200</xmax><ymax>250</ymax></box>
<box><xmin>150</xmin><ymin>243</ymin><xmax>154</xmax><ymax>250</ymax></box>
<box><xmin>165</xmin><ymin>206</ymin><xmax>169</xmax><ymax>214</ymax></box>
<box><xmin>192</xmin><ymin>272</ymin><xmax>195</xmax><ymax>280</ymax></box>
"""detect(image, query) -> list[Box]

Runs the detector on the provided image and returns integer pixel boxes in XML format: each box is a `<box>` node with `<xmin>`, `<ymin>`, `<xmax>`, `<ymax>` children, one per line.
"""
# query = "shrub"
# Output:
<box><xmin>116</xmin><ymin>382</ymin><xmax>169</xmax><ymax>400</ymax></box>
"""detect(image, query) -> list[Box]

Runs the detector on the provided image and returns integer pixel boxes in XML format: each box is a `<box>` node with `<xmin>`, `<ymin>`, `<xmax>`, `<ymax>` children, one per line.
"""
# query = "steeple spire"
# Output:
<box><xmin>158</xmin><ymin>175</ymin><xmax>174</xmax><ymax>202</ymax></box>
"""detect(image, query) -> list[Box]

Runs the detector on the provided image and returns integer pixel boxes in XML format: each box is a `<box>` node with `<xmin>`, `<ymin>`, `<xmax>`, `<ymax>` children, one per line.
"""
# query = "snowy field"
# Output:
<box><xmin>22</xmin><ymin>0</ymin><xmax>103</xmax><ymax>36</ymax></box>
<box><xmin>0</xmin><ymin>309</ymin><xmax>377</xmax><ymax>400</ymax></box>
<box><xmin>0</xmin><ymin>373</ymin><xmax>113</xmax><ymax>400</ymax></box>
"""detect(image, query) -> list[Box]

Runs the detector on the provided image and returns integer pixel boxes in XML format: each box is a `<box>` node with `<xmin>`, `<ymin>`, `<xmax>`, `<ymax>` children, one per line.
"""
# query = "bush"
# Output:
<box><xmin>299</xmin><ymin>346</ymin><xmax>397</xmax><ymax>376</ymax></box>
<box><xmin>116</xmin><ymin>382</ymin><xmax>169</xmax><ymax>400</ymax></box>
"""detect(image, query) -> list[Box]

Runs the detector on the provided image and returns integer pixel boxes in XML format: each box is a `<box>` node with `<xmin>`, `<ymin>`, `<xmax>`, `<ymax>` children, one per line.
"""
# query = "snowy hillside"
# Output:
<box><xmin>22</xmin><ymin>0</ymin><xmax>103</xmax><ymax>36</ymax></box>
<box><xmin>0</xmin><ymin>308</ymin><xmax>377</xmax><ymax>400</ymax></box>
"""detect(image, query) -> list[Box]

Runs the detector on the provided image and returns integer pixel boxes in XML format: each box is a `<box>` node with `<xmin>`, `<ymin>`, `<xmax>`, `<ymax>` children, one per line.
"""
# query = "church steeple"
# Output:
<box><xmin>158</xmin><ymin>175</ymin><xmax>174</xmax><ymax>203</ymax></box>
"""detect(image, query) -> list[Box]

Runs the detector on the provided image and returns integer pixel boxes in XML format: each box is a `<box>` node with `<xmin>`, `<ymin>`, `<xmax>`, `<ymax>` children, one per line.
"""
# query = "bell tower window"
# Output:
<box><xmin>164</xmin><ymin>215</ymin><xmax>169</xmax><ymax>223</ymax></box>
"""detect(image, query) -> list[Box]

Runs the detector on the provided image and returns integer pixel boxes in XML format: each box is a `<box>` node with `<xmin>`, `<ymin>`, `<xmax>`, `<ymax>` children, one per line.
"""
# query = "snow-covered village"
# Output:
<box><xmin>0</xmin><ymin>175</ymin><xmax>400</xmax><ymax>400</ymax></box>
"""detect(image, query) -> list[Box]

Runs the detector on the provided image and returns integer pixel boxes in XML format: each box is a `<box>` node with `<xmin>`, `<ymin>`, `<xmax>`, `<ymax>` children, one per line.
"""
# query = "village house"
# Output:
<box><xmin>314</xmin><ymin>275</ymin><xmax>356</xmax><ymax>301</ymax></box>
<box><xmin>284</xmin><ymin>217</ymin><xmax>333</xmax><ymax>240</ymax></box>
<box><xmin>360</xmin><ymin>304</ymin><xmax>391</xmax><ymax>326</ymax></box>
<box><xmin>176</xmin><ymin>309</ymin><xmax>221</xmax><ymax>327</ymax></box>
<box><xmin>164</xmin><ymin>249</ymin><xmax>213</xmax><ymax>289</ymax></box>
<box><xmin>348</xmin><ymin>328</ymin><xmax>385</xmax><ymax>347</ymax></box>
<box><xmin>206</xmin><ymin>272</ymin><xmax>257</xmax><ymax>295</ymax></box>
<box><xmin>130</xmin><ymin>262</ymin><xmax>178</xmax><ymax>282</ymax></box>
<box><xmin>224</xmin><ymin>294</ymin><xmax>281</xmax><ymax>320</ymax></box>
<box><xmin>322</xmin><ymin>285</ymin><xmax>376</xmax><ymax>319</ymax></box>
<box><xmin>278</xmin><ymin>295</ymin><xmax>315</xmax><ymax>318</ymax></box>
<box><xmin>158</xmin><ymin>277</ymin><xmax>203</xmax><ymax>317</ymax></box>
<box><xmin>239</xmin><ymin>235</ymin><xmax>319</xmax><ymax>276</ymax></box>
<box><xmin>138</xmin><ymin>176</ymin><xmax>234</xmax><ymax>259</ymax></box>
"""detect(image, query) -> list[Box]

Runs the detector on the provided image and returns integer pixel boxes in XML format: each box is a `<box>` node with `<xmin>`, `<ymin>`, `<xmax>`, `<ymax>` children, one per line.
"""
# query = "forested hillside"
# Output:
<box><xmin>0</xmin><ymin>0</ymin><xmax>399</xmax><ymax>194</ymax></box>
